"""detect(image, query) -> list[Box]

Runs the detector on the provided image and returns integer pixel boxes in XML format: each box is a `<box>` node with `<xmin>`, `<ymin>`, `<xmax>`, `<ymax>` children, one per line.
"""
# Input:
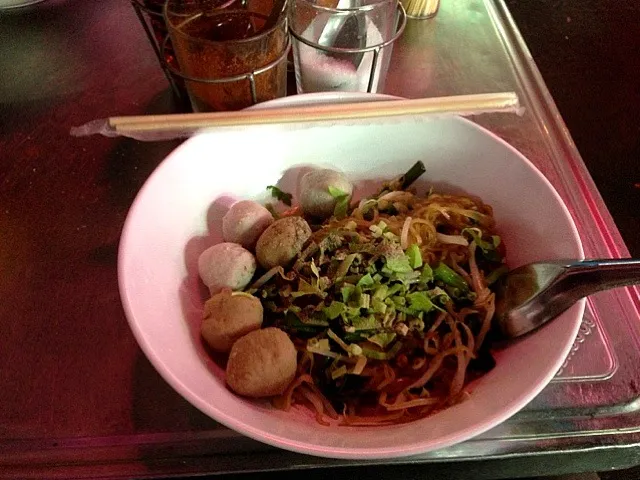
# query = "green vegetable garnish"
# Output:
<box><xmin>336</xmin><ymin>254</ymin><xmax>357</xmax><ymax>280</ymax></box>
<box><xmin>462</xmin><ymin>228</ymin><xmax>503</xmax><ymax>262</ymax></box>
<box><xmin>284</xmin><ymin>312</ymin><xmax>326</xmax><ymax>333</ymax></box>
<box><xmin>428</xmin><ymin>287</ymin><xmax>451</xmax><ymax>307</ymax></box>
<box><xmin>323</xmin><ymin>301</ymin><xmax>346</xmax><ymax>320</ymax></box>
<box><xmin>328</xmin><ymin>185</ymin><xmax>347</xmax><ymax>198</ymax></box>
<box><xmin>290</xmin><ymin>278</ymin><xmax>327</xmax><ymax>298</ymax></box>
<box><xmin>341</xmin><ymin>284</ymin><xmax>355</xmax><ymax>303</ymax></box>
<box><xmin>334</xmin><ymin>195</ymin><xmax>350</xmax><ymax>219</ymax></box>
<box><xmin>406</xmin><ymin>244</ymin><xmax>423</xmax><ymax>269</ymax></box>
<box><xmin>384</xmin><ymin>254</ymin><xmax>413</xmax><ymax>274</ymax></box>
<box><xmin>434</xmin><ymin>263</ymin><xmax>469</xmax><ymax>292</ymax></box>
<box><xmin>350</xmin><ymin>315</ymin><xmax>380</xmax><ymax>331</ymax></box>
<box><xmin>407</xmin><ymin>291</ymin><xmax>436</xmax><ymax>313</ymax></box>
<box><xmin>359</xmin><ymin>293</ymin><xmax>371</xmax><ymax>309</ymax></box>
<box><xmin>420</xmin><ymin>263</ymin><xmax>434</xmax><ymax>284</ymax></box>
<box><xmin>266</xmin><ymin>185</ymin><xmax>292</xmax><ymax>206</ymax></box>
<box><xmin>356</xmin><ymin>273</ymin><xmax>374</xmax><ymax>289</ymax></box>
<box><xmin>371</xmin><ymin>298</ymin><xmax>387</xmax><ymax>314</ymax></box>
<box><xmin>372</xmin><ymin>284</ymin><xmax>388</xmax><ymax>301</ymax></box>
<box><xmin>361</xmin><ymin>341</ymin><xmax>403</xmax><ymax>360</ymax></box>
<box><xmin>328</xmin><ymin>186</ymin><xmax>351</xmax><ymax>219</ymax></box>
<box><xmin>367</xmin><ymin>332</ymin><xmax>396</xmax><ymax>348</ymax></box>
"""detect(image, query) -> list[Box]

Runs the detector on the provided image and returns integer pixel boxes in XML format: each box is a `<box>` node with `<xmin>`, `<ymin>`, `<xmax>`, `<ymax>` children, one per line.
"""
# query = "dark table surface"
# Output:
<box><xmin>0</xmin><ymin>0</ymin><xmax>639</xmax><ymax>478</ymax></box>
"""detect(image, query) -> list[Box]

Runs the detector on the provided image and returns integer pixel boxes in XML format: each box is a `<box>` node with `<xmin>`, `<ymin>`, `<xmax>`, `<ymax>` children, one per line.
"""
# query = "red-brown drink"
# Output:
<box><xmin>166</xmin><ymin>0</ymin><xmax>288</xmax><ymax>111</ymax></box>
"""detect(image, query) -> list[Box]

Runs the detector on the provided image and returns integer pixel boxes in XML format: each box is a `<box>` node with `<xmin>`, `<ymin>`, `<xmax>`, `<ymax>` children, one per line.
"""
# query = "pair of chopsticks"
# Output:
<box><xmin>107</xmin><ymin>92</ymin><xmax>521</xmax><ymax>137</ymax></box>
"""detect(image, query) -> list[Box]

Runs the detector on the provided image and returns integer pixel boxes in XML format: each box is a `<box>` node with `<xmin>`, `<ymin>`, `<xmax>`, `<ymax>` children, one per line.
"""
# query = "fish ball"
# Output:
<box><xmin>255</xmin><ymin>216</ymin><xmax>311</xmax><ymax>270</ymax></box>
<box><xmin>226</xmin><ymin>327</ymin><xmax>297</xmax><ymax>397</ymax></box>
<box><xmin>222</xmin><ymin>200</ymin><xmax>274</xmax><ymax>249</ymax></box>
<box><xmin>198</xmin><ymin>242</ymin><xmax>256</xmax><ymax>294</ymax></box>
<box><xmin>201</xmin><ymin>291</ymin><xmax>263</xmax><ymax>352</ymax></box>
<box><xmin>299</xmin><ymin>169</ymin><xmax>353</xmax><ymax>219</ymax></box>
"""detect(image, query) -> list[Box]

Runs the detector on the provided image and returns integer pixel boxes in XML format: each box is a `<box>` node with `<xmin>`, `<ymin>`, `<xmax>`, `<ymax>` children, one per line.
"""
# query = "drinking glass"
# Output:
<box><xmin>165</xmin><ymin>0</ymin><xmax>289</xmax><ymax>112</ymax></box>
<box><xmin>290</xmin><ymin>0</ymin><xmax>405</xmax><ymax>94</ymax></box>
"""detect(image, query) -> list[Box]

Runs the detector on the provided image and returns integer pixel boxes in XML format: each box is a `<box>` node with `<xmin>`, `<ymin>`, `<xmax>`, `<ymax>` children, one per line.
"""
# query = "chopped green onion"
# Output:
<box><xmin>386</xmin><ymin>284</ymin><xmax>405</xmax><ymax>297</ymax></box>
<box><xmin>336</xmin><ymin>254</ymin><xmax>357</xmax><ymax>280</ymax></box>
<box><xmin>350</xmin><ymin>315</ymin><xmax>380</xmax><ymax>331</ymax></box>
<box><xmin>427</xmin><ymin>287</ymin><xmax>451</xmax><ymax>308</ymax></box>
<box><xmin>408</xmin><ymin>317</ymin><xmax>425</xmax><ymax>332</ymax></box>
<box><xmin>328</xmin><ymin>185</ymin><xmax>347</xmax><ymax>198</ymax></box>
<box><xmin>284</xmin><ymin>312</ymin><xmax>326</xmax><ymax>331</ymax></box>
<box><xmin>361</xmin><ymin>348</ymin><xmax>387</xmax><ymax>360</ymax></box>
<box><xmin>323</xmin><ymin>301</ymin><xmax>346</xmax><ymax>320</ymax></box>
<box><xmin>310</xmin><ymin>259</ymin><xmax>320</xmax><ymax>278</ymax></box>
<box><xmin>420</xmin><ymin>263</ymin><xmax>434</xmax><ymax>283</ymax></box>
<box><xmin>341</xmin><ymin>284</ymin><xmax>355</xmax><ymax>303</ymax></box>
<box><xmin>406</xmin><ymin>244</ymin><xmax>423</xmax><ymax>269</ymax></box>
<box><xmin>407</xmin><ymin>291</ymin><xmax>436</xmax><ymax>312</ymax></box>
<box><xmin>356</xmin><ymin>273</ymin><xmax>374</xmax><ymax>289</ymax></box>
<box><xmin>266</xmin><ymin>185</ymin><xmax>292</xmax><ymax>206</ymax></box>
<box><xmin>290</xmin><ymin>278</ymin><xmax>327</xmax><ymax>298</ymax></box>
<box><xmin>348</xmin><ymin>344</ymin><xmax>363</xmax><ymax>356</ymax></box>
<box><xmin>359</xmin><ymin>293</ymin><xmax>371</xmax><ymax>309</ymax></box>
<box><xmin>369</xmin><ymin>225</ymin><xmax>384</xmax><ymax>237</ymax></box>
<box><xmin>367</xmin><ymin>332</ymin><xmax>396</xmax><ymax>348</ymax></box>
<box><xmin>393</xmin><ymin>296</ymin><xmax>406</xmax><ymax>306</ymax></box>
<box><xmin>434</xmin><ymin>263</ymin><xmax>469</xmax><ymax>292</ymax></box>
<box><xmin>373</xmin><ymin>284</ymin><xmax>388</xmax><ymax>301</ymax></box>
<box><xmin>371</xmin><ymin>298</ymin><xmax>387</xmax><ymax>314</ymax></box>
<box><xmin>383</xmin><ymin>231</ymin><xmax>399</xmax><ymax>241</ymax></box>
<box><xmin>462</xmin><ymin>228</ymin><xmax>504</xmax><ymax>262</ymax></box>
<box><xmin>361</xmin><ymin>341</ymin><xmax>403</xmax><ymax>360</ymax></box>
<box><xmin>384</xmin><ymin>255</ymin><xmax>413</xmax><ymax>274</ymax></box>
<box><xmin>334</xmin><ymin>195</ymin><xmax>350</xmax><ymax>219</ymax></box>
<box><xmin>343</xmin><ymin>331</ymin><xmax>366</xmax><ymax>342</ymax></box>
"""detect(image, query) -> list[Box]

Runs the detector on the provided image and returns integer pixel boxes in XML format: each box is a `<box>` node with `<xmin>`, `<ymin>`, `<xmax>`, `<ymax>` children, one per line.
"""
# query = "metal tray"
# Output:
<box><xmin>3</xmin><ymin>0</ymin><xmax>639</xmax><ymax>477</ymax></box>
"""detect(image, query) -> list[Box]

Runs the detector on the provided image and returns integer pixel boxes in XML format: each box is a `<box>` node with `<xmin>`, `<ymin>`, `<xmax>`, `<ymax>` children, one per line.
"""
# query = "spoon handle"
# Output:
<box><xmin>561</xmin><ymin>258</ymin><xmax>640</xmax><ymax>299</ymax></box>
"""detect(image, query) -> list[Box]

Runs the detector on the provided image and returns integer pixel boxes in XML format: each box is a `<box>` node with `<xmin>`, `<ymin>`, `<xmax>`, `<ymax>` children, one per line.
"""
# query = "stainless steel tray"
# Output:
<box><xmin>4</xmin><ymin>0</ymin><xmax>639</xmax><ymax>477</ymax></box>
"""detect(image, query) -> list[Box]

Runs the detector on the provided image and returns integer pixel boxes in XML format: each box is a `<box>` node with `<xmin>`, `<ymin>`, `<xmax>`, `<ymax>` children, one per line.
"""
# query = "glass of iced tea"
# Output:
<box><xmin>165</xmin><ymin>0</ymin><xmax>289</xmax><ymax>112</ymax></box>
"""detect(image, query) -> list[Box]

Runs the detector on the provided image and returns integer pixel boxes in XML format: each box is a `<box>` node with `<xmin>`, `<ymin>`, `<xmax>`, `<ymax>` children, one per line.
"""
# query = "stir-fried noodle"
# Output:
<box><xmin>251</xmin><ymin>182</ymin><xmax>506</xmax><ymax>425</ymax></box>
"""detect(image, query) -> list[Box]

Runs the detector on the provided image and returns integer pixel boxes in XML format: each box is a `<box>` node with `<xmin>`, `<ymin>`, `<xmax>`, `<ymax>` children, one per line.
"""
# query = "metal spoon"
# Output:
<box><xmin>318</xmin><ymin>0</ymin><xmax>367</xmax><ymax>68</ymax></box>
<box><xmin>494</xmin><ymin>258</ymin><xmax>640</xmax><ymax>338</ymax></box>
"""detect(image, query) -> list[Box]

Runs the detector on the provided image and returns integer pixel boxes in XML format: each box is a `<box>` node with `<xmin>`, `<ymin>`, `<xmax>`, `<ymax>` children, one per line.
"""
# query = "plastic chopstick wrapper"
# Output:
<box><xmin>70</xmin><ymin>92</ymin><xmax>524</xmax><ymax>142</ymax></box>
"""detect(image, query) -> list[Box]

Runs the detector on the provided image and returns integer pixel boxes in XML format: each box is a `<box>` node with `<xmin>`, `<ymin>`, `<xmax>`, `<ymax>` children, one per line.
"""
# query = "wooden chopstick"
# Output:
<box><xmin>108</xmin><ymin>92</ymin><xmax>519</xmax><ymax>135</ymax></box>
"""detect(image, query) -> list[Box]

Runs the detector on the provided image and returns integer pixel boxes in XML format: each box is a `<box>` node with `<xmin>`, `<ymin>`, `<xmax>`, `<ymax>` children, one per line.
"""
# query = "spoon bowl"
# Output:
<box><xmin>495</xmin><ymin>258</ymin><xmax>640</xmax><ymax>338</ymax></box>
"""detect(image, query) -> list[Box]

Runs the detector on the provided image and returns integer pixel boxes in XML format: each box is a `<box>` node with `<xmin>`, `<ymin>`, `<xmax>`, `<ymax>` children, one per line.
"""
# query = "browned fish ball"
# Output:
<box><xmin>226</xmin><ymin>327</ymin><xmax>297</xmax><ymax>398</ymax></box>
<box><xmin>255</xmin><ymin>216</ymin><xmax>312</xmax><ymax>269</ymax></box>
<box><xmin>201</xmin><ymin>291</ymin><xmax>263</xmax><ymax>352</ymax></box>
